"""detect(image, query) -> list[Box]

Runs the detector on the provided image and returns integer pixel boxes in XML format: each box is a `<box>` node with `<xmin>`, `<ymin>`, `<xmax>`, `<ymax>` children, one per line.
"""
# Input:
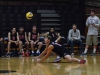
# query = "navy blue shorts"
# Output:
<box><xmin>60</xmin><ymin>48</ymin><xmax>71</xmax><ymax>58</ymax></box>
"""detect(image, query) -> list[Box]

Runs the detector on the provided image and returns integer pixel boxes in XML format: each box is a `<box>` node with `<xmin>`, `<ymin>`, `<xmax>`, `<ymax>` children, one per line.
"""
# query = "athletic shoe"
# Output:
<box><xmin>22</xmin><ymin>52</ymin><xmax>25</xmax><ymax>57</ymax></box>
<box><xmin>6</xmin><ymin>53</ymin><xmax>10</xmax><ymax>58</ymax></box>
<box><xmin>31</xmin><ymin>53</ymin><xmax>34</xmax><ymax>56</ymax></box>
<box><xmin>80</xmin><ymin>54</ymin><xmax>83</xmax><ymax>57</ymax></box>
<box><xmin>25</xmin><ymin>52</ymin><xmax>29</xmax><ymax>57</ymax></box>
<box><xmin>82</xmin><ymin>53</ymin><xmax>87</xmax><ymax>56</ymax></box>
<box><xmin>79</xmin><ymin>60</ymin><xmax>86</xmax><ymax>64</ymax></box>
<box><xmin>71</xmin><ymin>53</ymin><xmax>74</xmax><ymax>56</ymax></box>
<box><xmin>53</xmin><ymin>58</ymin><xmax>61</xmax><ymax>63</ymax></box>
<box><xmin>19</xmin><ymin>53</ymin><xmax>22</xmax><ymax>57</ymax></box>
<box><xmin>1</xmin><ymin>55</ymin><xmax>5</xmax><ymax>58</ymax></box>
<box><xmin>10</xmin><ymin>52</ymin><xmax>14</xmax><ymax>57</ymax></box>
<box><xmin>36</xmin><ymin>52</ymin><xmax>40</xmax><ymax>56</ymax></box>
<box><xmin>91</xmin><ymin>53</ymin><xmax>96</xmax><ymax>56</ymax></box>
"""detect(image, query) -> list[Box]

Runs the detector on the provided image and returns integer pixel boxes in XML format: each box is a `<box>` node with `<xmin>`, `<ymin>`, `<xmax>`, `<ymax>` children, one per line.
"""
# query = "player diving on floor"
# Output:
<box><xmin>35</xmin><ymin>36</ymin><xmax>86</xmax><ymax>64</ymax></box>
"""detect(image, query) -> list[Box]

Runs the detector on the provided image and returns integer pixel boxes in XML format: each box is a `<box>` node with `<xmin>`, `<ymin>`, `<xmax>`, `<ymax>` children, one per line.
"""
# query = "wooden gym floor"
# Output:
<box><xmin>0</xmin><ymin>55</ymin><xmax>100</xmax><ymax>75</ymax></box>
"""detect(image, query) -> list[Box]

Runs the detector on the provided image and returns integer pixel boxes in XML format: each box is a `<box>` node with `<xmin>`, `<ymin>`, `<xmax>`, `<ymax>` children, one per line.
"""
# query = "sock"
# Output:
<box><xmin>36</xmin><ymin>50</ymin><xmax>40</xmax><ymax>53</ymax></box>
<box><xmin>93</xmin><ymin>49</ymin><xmax>96</xmax><ymax>53</ymax></box>
<box><xmin>57</xmin><ymin>56</ymin><xmax>60</xmax><ymax>59</ymax></box>
<box><xmin>78</xmin><ymin>60</ymin><xmax>80</xmax><ymax>62</ymax></box>
<box><xmin>32</xmin><ymin>51</ymin><xmax>34</xmax><ymax>53</ymax></box>
<box><xmin>84</xmin><ymin>49</ymin><xmax>88</xmax><ymax>53</ymax></box>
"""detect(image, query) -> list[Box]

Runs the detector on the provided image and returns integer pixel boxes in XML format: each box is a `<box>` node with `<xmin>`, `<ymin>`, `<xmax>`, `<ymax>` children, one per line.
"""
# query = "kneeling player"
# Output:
<box><xmin>36</xmin><ymin>36</ymin><xmax>86</xmax><ymax>64</ymax></box>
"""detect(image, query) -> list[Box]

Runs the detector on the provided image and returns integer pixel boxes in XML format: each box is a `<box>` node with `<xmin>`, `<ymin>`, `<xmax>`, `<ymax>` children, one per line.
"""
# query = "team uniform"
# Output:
<box><xmin>6</xmin><ymin>32</ymin><xmax>18</xmax><ymax>57</ymax></box>
<box><xmin>52</xmin><ymin>43</ymin><xmax>70</xmax><ymax>58</ymax></box>
<box><xmin>39</xmin><ymin>43</ymin><xmax>86</xmax><ymax>64</ymax></box>
<box><xmin>30</xmin><ymin>32</ymin><xmax>38</xmax><ymax>45</ymax></box>
<box><xmin>48</xmin><ymin>32</ymin><xmax>62</xmax><ymax>62</ymax></box>
<box><xmin>30</xmin><ymin>31</ymin><xmax>42</xmax><ymax>56</ymax></box>
<box><xmin>10</xmin><ymin>32</ymin><xmax>17</xmax><ymax>46</ymax></box>
<box><xmin>48</xmin><ymin>32</ymin><xmax>58</xmax><ymax>42</ymax></box>
<box><xmin>18</xmin><ymin>32</ymin><xmax>30</xmax><ymax>57</ymax></box>
<box><xmin>18</xmin><ymin>32</ymin><xmax>26</xmax><ymax>44</ymax></box>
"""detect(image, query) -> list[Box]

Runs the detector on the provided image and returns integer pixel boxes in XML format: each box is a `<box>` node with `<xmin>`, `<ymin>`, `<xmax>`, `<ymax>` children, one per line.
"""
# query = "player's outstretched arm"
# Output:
<box><xmin>36</xmin><ymin>45</ymin><xmax>53</xmax><ymax>62</ymax></box>
<box><xmin>37</xmin><ymin>47</ymin><xmax>47</xmax><ymax>58</ymax></box>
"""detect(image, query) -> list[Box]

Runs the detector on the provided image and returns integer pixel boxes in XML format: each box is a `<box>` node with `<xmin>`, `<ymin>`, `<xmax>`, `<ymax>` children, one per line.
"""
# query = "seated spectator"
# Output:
<box><xmin>18</xmin><ymin>27</ymin><xmax>29</xmax><ymax>57</ymax></box>
<box><xmin>44</xmin><ymin>27</ymin><xmax>61</xmax><ymax>43</ymax></box>
<box><xmin>6</xmin><ymin>27</ymin><xmax>22</xmax><ymax>57</ymax></box>
<box><xmin>28</xmin><ymin>25</ymin><xmax>43</xmax><ymax>56</ymax></box>
<box><xmin>68</xmin><ymin>24</ymin><xmax>83</xmax><ymax>56</ymax></box>
<box><xmin>0</xmin><ymin>28</ymin><xmax>4</xmax><ymax>57</ymax></box>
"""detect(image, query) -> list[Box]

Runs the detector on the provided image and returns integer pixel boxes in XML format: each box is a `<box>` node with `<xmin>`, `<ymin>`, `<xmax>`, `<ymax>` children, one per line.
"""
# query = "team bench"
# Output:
<box><xmin>3</xmin><ymin>36</ymin><xmax>86</xmax><ymax>53</ymax></box>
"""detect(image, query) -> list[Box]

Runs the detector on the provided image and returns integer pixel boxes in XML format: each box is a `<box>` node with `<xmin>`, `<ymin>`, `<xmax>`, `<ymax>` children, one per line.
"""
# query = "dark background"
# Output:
<box><xmin>0</xmin><ymin>0</ymin><xmax>86</xmax><ymax>38</ymax></box>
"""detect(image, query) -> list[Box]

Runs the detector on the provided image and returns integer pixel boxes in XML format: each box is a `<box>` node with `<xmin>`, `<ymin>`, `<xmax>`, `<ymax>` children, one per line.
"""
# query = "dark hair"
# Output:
<box><xmin>44</xmin><ymin>35</ymin><xmax>52</xmax><ymax>41</ymax></box>
<box><xmin>10</xmin><ymin>27</ymin><xmax>16</xmax><ymax>32</ymax></box>
<box><xmin>19</xmin><ymin>27</ymin><xmax>24</xmax><ymax>29</ymax></box>
<box><xmin>72</xmin><ymin>24</ymin><xmax>77</xmax><ymax>27</ymax></box>
<box><xmin>32</xmin><ymin>25</ymin><xmax>37</xmax><ymax>28</ymax></box>
<box><xmin>90</xmin><ymin>9</ymin><xmax>95</xmax><ymax>13</ymax></box>
<box><xmin>50</xmin><ymin>27</ymin><xmax>55</xmax><ymax>30</ymax></box>
<box><xmin>11</xmin><ymin>27</ymin><xmax>16</xmax><ymax>30</ymax></box>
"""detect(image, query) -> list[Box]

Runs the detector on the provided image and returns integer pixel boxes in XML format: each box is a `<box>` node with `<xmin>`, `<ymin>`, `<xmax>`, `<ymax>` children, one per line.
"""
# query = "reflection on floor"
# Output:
<box><xmin>0</xmin><ymin>55</ymin><xmax>100</xmax><ymax>75</ymax></box>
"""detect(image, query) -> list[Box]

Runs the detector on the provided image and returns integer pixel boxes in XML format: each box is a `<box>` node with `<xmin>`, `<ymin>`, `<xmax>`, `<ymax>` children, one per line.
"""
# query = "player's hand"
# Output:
<box><xmin>72</xmin><ymin>37</ymin><xmax>75</xmax><ymax>40</ymax></box>
<box><xmin>92</xmin><ymin>23</ymin><xmax>95</xmax><ymax>26</ymax></box>
<box><xmin>34</xmin><ymin>56</ymin><xmax>39</xmax><ymax>59</ymax></box>
<box><xmin>36</xmin><ymin>59</ymin><xmax>42</xmax><ymax>63</ymax></box>
<box><xmin>26</xmin><ymin>41</ymin><xmax>29</xmax><ymax>43</ymax></box>
<box><xmin>34</xmin><ymin>42</ymin><xmax>36</xmax><ymax>44</ymax></box>
<box><xmin>15</xmin><ymin>41</ymin><xmax>18</xmax><ymax>45</ymax></box>
<box><xmin>14</xmin><ymin>41</ymin><xmax>16</xmax><ymax>43</ymax></box>
<box><xmin>58</xmin><ymin>33</ymin><xmax>60</xmax><ymax>36</ymax></box>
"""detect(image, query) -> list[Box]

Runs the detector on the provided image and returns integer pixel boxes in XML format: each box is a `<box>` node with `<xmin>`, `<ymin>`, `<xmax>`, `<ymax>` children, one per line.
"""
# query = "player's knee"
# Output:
<box><xmin>26</xmin><ymin>42</ymin><xmax>29</xmax><ymax>45</ymax></box>
<box><xmin>38</xmin><ymin>42</ymin><xmax>43</xmax><ymax>46</ymax></box>
<box><xmin>8</xmin><ymin>41</ymin><xmax>11</xmax><ymax>45</ymax></box>
<box><xmin>19</xmin><ymin>41</ymin><xmax>22</xmax><ymax>44</ymax></box>
<box><xmin>19</xmin><ymin>41</ymin><xmax>21</xmax><ymax>43</ymax></box>
<box><xmin>30</xmin><ymin>41</ymin><xmax>34</xmax><ymax>44</ymax></box>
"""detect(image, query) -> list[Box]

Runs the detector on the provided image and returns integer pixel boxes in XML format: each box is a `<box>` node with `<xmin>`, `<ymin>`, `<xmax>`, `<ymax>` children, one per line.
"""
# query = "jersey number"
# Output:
<box><xmin>19</xmin><ymin>35</ymin><xmax>24</xmax><ymax>39</ymax></box>
<box><xmin>32</xmin><ymin>35</ymin><xmax>36</xmax><ymax>39</ymax></box>
<box><xmin>12</xmin><ymin>37</ymin><xmax>15</xmax><ymax>40</ymax></box>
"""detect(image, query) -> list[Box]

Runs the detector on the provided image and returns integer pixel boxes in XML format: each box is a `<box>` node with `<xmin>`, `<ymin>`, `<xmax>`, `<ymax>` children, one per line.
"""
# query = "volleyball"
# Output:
<box><xmin>26</xmin><ymin>12</ymin><xmax>33</xmax><ymax>20</ymax></box>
